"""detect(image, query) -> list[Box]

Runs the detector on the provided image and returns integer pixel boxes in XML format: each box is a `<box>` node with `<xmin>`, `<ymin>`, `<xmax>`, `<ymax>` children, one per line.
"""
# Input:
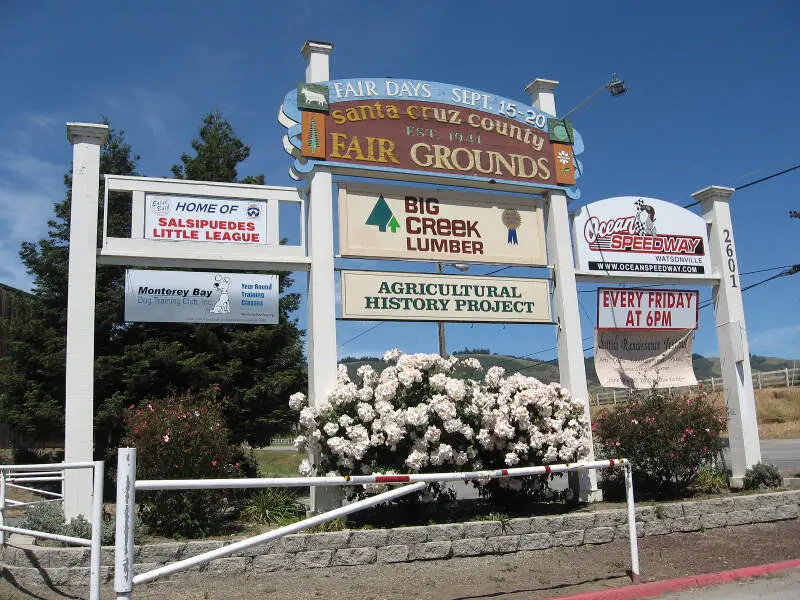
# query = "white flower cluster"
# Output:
<box><xmin>291</xmin><ymin>350</ymin><xmax>591</xmax><ymax>481</ymax></box>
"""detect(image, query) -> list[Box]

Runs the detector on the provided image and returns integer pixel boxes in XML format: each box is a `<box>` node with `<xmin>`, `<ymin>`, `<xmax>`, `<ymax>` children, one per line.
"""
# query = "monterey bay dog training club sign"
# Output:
<box><xmin>145</xmin><ymin>194</ymin><xmax>268</xmax><ymax>244</ymax></box>
<box><xmin>573</xmin><ymin>197</ymin><xmax>712</xmax><ymax>277</ymax></box>
<box><xmin>125</xmin><ymin>269</ymin><xmax>279</xmax><ymax>324</ymax></box>
<box><xmin>338</xmin><ymin>183</ymin><xmax>547</xmax><ymax>266</ymax></box>
<box><xmin>341</xmin><ymin>271</ymin><xmax>552</xmax><ymax>323</ymax></box>
<box><xmin>280</xmin><ymin>78</ymin><xmax>585</xmax><ymax>196</ymax></box>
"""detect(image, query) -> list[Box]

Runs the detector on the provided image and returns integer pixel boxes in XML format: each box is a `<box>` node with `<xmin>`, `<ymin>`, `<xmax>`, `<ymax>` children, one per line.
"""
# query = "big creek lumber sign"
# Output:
<box><xmin>340</xmin><ymin>270</ymin><xmax>552</xmax><ymax>323</ymax></box>
<box><xmin>572</xmin><ymin>197</ymin><xmax>712</xmax><ymax>277</ymax></box>
<box><xmin>338</xmin><ymin>183</ymin><xmax>547</xmax><ymax>265</ymax></box>
<box><xmin>280</xmin><ymin>78</ymin><xmax>585</xmax><ymax>196</ymax></box>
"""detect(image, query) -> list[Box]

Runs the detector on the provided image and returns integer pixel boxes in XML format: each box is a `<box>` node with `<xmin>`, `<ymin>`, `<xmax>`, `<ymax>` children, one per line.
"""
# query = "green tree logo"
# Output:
<box><xmin>365</xmin><ymin>194</ymin><xmax>400</xmax><ymax>233</ymax></box>
<box><xmin>308</xmin><ymin>117</ymin><xmax>320</xmax><ymax>153</ymax></box>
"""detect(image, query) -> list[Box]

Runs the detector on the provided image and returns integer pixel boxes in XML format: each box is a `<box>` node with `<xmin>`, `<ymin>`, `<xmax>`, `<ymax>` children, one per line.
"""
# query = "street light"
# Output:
<box><xmin>561</xmin><ymin>73</ymin><xmax>628</xmax><ymax>119</ymax></box>
<box><xmin>436</xmin><ymin>262</ymin><xmax>469</xmax><ymax>357</ymax></box>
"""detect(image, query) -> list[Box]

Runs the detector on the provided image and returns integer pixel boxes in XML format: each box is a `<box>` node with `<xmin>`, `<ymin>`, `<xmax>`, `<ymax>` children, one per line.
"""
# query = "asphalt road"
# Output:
<box><xmin>754</xmin><ymin>439</ymin><xmax>800</xmax><ymax>474</ymax></box>
<box><xmin>656</xmin><ymin>568</ymin><xmax>800</xmax><ymax>599</ymax></box>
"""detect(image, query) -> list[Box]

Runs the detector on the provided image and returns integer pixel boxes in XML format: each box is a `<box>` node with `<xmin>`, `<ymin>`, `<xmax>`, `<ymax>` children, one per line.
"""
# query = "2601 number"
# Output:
<box><xmin>723</xmin><ymin>228</ymin><xmax>737</xmax><ymax>288</ymax></box>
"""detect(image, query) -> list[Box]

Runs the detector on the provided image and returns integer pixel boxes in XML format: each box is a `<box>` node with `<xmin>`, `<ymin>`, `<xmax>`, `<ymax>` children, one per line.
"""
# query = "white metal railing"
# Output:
<box><xmin>0</xmin><ymin>461</ymin><xmax>104</xmax><ymax>600</ymax></box>
<box><xmin>592</xmin><ymin>366</ymin><xmax>800</xmax><ymax>405</ymax></box>
<box><xmin>114</xmin><ymin>448</ymin><xmax>638</xmax><ymax>599</ymax></box>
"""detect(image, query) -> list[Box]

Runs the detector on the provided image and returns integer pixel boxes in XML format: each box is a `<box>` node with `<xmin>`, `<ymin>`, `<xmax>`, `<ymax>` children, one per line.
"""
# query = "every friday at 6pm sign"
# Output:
<box><xmin>125</xmin><ymin>269</ymin><xmax>279</xmax><ymax>324</ymax></box>
<box><xmin>341</xmin><ymin>271</ymin><xmax>552</xmax><ymax>323</ymax></box>
<box><xmin>339</xmin><ymin>183</ymin><xmax>547</xmax><ymax>266</ymax></box>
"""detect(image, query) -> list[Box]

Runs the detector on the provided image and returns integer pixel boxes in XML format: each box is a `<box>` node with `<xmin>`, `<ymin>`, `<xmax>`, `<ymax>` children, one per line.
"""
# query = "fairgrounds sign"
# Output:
<box><xmin>340</xmin><ymin>271</ymin><xmax>552</xmax><ymax>323</ymax></box>
<box><xmin>280</xmin><ymin>78</ymin><xmax>585</xmax><ymax>196</ymax></box>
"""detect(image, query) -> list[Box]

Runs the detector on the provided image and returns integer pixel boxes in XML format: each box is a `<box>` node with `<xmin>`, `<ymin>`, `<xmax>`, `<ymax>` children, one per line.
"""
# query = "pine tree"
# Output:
<box><xmin>0</xmin><ymin>125</ymin><xmax>138</xmax><ymax>445</ymax></box>
<box><xmin>309</xmin><ymin>117</ymin><xmax>320</xmax><ymax>153</ymax></box>
<box><xmin>1</xmin><ymin>113</ymin><xmax>307</xmax><ymax>455</ymax></box>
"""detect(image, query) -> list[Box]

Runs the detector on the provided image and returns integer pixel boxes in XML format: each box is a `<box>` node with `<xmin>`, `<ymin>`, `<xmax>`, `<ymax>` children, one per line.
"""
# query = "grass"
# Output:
<box><xmin>253</xmin><ymin>448</ymin><xmax>304</xmax><ymax>477</ymax></box>
<box><xmin>591</xmin><ymin>387</ymin><xmax>800</xmax><ymax>439</ymax></box>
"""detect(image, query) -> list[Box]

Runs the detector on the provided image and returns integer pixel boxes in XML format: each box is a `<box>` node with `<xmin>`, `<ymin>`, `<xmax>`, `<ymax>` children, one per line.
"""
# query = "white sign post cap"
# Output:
<box><xmin>525</xmin><ymin>78</ymin><xmax>559</xmax><ymax>98</ymax></box>
<box><xmin>691</xmin><ymin>185</ymin><xmax>735</xmax><ymax>204</ymax></box>
<box><xmin>66</xmin><ymin>122</ymin><xmax>109</xmax><ymax>145</ymax></box>
<box><xmin>301</xmin><ymin>40</ymin><xmax>334</xmax><ymax>57</ymax></box>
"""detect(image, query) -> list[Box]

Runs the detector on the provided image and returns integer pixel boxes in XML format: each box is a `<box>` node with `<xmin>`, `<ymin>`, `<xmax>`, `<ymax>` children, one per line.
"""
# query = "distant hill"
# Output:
<box><xmin>340</xmin><ymin>352</ymin><xmax>797</xmax><ymax>392</ymax></box>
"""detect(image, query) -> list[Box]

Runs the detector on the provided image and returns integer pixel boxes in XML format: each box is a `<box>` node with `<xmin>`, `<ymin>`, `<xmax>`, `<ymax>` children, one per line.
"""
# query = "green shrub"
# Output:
<box><xmin>120</xmin><ymin>391</ymin><xmax>247</xmax><ymax>538</ymax></box>
<box><xmin>693</xmin><ymin>467</ymin><xmax>729</xmax><ymax>494</ymax></box>
<box><xmin>743</xmin><ymin>462</ymin><xmax>783</xmax><ymax>490</ymax></box>
<box><xmin>241</xmin><ymin>488</ymin><xmax>306</xmax><ymax>525</ymax></box>
<box><xmin>21</xmin><ymin>502</ymin><xmax>65</xmax><ymax>539</ymax></box>
<box><xmin>21</xmin><ymin>502</ymin><xmax>140</xmax><ymax>545</ymax></box>
<box><xmin>594</xmin><ymin>391</ymin><xmax>725</xmax><ymax>499</ymax></box>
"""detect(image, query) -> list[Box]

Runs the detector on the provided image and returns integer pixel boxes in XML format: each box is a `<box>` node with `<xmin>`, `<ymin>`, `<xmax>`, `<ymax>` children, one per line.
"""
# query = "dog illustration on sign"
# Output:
<box><xmin>210</xmin><ymin>275</ymin><xmax>231</xmax><ymax>314</ymax></box>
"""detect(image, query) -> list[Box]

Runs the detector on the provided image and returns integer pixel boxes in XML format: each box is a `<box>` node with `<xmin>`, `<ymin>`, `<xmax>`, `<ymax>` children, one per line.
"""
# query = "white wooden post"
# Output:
<box><xmin>785</xmin><ymin>368</ymin><xmax>790</xmax><ymax>388</ymax></box>
<box><xmin>65</xmin><ymin>123</ymin><xmax>108</xmax><ymax>519</ymax></box>
<box><xmin>711</xmin><ymin>376</ymin><xmax>715</xmax><ymax>391</ymax></box>
<box><xmin>693</xmin><ymin>186</ymin><xmax>761</xmax><ymax>486</ymax></box>
<box><xmin>302</xmin><ymin>41</ymin><xmax>341</xmax><ymax>513</ymax></box>
<box><xmin>527</xmin><ymin>79</ymin><xmax>601</xmax><ymax>502</ymax></box>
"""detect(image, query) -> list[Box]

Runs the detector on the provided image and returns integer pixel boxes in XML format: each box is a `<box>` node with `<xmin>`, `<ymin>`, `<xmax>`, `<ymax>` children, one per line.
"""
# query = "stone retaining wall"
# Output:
<box><xmin>2</xmin><ymin>490</ymin><xmax>799</xmax><ymax>587</ymax></box>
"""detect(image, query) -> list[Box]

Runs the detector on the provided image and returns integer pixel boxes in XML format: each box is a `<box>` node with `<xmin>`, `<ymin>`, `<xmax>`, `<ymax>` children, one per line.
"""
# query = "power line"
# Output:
<box><xmin>337</xmin><ymin>322</ymin><xmax>384</xmax><ymax>348</ymax></box>
<box><xmin>684</xmin><ymin>162</ymin><xmax>800</xmax><ymax>208</ymax></box>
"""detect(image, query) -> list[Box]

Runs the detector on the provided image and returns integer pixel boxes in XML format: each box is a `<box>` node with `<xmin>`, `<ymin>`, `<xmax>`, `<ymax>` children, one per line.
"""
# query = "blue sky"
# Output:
<box><xmin>1</xmin><ymin>1</ymin><xmax>798</xmax><ymax>362</ymax></box>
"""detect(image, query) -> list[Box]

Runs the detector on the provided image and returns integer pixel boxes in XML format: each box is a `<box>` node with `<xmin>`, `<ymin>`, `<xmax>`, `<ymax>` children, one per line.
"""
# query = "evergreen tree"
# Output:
<box><xmin>0</xmin><ymin>126</ymin><xmax>138</xmax><ymax>445</ymax></box>
<box><xmin>1</xmin><ymin>112</ymin><xmax>306</xmax><ymax>454</ymax></box>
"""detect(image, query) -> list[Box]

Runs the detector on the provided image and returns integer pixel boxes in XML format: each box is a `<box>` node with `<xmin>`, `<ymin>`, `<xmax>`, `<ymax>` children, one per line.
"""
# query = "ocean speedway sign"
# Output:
<box><xmin>280</xmin><ymin>78</ymin><xmax>585</xmax><ymax>196</ymax></box>
<box><xmin>338</xmin><ymin>183</ymin><xmax>547</xmax><ymax>266</ymax></box>
<box><xmin>597</xmin><ymin>288</ymin><xmax>699</xmax><ymax>330</ymax></box>
<box><xmin>125</xmin><ymin>269</ymin><xmax>278</xmax><ymax>324</ymax></box>
<box><xmin>573</xmin><ymin>197</ymin><xmax>711</xmax><ymax>277</ymax></box>
<box><xmin>145</xmin><ymin>194</ymin><xmax>268</xmax><ymax>244</ymax></box>
<box><xmin>340</xmin><ymin>270</ymin><xmax>551</xmax><ymax>323</ymax></box>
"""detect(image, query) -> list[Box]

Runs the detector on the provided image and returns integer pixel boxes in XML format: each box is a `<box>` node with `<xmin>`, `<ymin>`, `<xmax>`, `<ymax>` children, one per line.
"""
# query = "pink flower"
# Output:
<box><xmin>147</xmin><ymin>403</ymin><xmax>154</xmax><ymax>412</ymax></box>
<box><xmin>162</xmin><ymin>434</ymin><xmax>170</xmax><ymax>443</ymax></box>
<box><xmin>213</xmin><ymin>384</ymin><xmax>220</xmax><ymax>392</ymax></box>
<box><xmin>211</xmin><ymin>460</ymin><xmax>218</xmax><ymax>467</ymax></box>
<box><xmin>128</xmin><ymin>404</ymin><xmax>135</xmax><ymax>410</ymax></box>
<box><xmin>235</xmin><ymin>462</ymin><xmax>241</xmax><ymax>470</ymax></box>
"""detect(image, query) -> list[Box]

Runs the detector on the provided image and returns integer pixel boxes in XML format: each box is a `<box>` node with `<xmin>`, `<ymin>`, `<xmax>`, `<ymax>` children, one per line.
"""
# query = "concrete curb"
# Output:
<box><xmin>541</xmin><ymin>558</ymin><xmax>800</xmax><ymax>600</ymax></box>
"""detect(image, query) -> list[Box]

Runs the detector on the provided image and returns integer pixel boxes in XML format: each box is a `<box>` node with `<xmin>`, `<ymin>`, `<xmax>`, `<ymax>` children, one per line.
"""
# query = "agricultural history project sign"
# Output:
<box><xmin>338</xmin><ymin>183</ymin><xmax>547</xmax><ymax>266</ymax></box>
<box><xmin>341</xmin><ymin>271</ymin><xmax>552</xmax><ymax>323</ymax></box>
<box><xmin>125</xmin><ymin>269</ymin><xmax>279</xmax><ymax>324</ymax></box>
<box><xmin>573</xmin><ymin>197</ymin><xmax>711</xmax><ymax>276</ymax></box>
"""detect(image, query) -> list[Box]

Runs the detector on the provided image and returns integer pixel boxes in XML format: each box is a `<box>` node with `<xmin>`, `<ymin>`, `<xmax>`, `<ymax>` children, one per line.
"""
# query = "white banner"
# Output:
<box><xmin>125</xmin><ymin>269</ymin><xmax>279</xmax><ymax>324</ymax></box>
<box><xmin>145</xmin><ymin>194</ymin><xmax>268</xmax><ymax>244</ymax></box>
<box><xmin>573</xmin><ymin>197</ymin><xmax>712</xmax><ymax>277</ymax></box>
<box><xmin>597</xmin><ymin>288</ymin><xmax>699</xmax><ymax>330</ymax></box>
<box><xmin>594</xmin><ymin>329</ymin><xmax>697</xmax><ymax>389</ymax></box>
<box><xmin>340</xmin><ymin>270</ymin><xmax>552</xmax><ymax>323</ymax></box>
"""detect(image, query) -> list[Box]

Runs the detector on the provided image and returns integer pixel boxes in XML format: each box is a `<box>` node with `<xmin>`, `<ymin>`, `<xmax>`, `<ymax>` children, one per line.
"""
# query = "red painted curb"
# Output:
<box><xmin>541</xmin><ymin>558</ymin><xmax>800</xmax><ymax>600</ymax></box>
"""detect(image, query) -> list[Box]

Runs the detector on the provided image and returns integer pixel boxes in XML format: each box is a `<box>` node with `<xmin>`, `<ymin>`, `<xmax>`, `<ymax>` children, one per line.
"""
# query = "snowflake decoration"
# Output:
<box><xmin>557</xmin><ymin>150</ymin><xmax>572</xmax><ymax>165</ymax></box>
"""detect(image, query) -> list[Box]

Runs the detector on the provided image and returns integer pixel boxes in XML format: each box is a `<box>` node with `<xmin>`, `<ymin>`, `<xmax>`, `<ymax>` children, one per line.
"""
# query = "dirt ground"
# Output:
<box><xmin>2</xmin><ymin>520</ymin><xmax>799</xmax><ymax>600</ymax></box>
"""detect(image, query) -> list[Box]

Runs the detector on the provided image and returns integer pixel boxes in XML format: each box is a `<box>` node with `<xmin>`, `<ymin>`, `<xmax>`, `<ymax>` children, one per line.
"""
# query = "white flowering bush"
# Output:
<box><xmin>290</xmin><ymin>350</ymin><xmax>591</xmax><ymax>501</ymax></box>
